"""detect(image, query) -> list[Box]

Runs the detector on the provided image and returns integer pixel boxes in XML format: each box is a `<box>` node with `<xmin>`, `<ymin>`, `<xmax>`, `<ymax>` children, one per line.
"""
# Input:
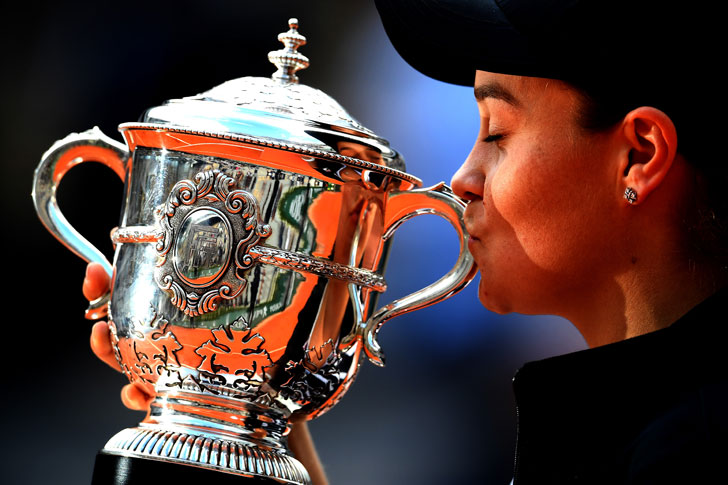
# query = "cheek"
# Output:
<box><xmin>489</xmin><ymin>145</ymin><xmax>560</xmax><ymax>234</ymax></box>
<box><xmin>487</xmin><ymin>143</ymin><xmax>603</xmax><ymax>271</ymax></box>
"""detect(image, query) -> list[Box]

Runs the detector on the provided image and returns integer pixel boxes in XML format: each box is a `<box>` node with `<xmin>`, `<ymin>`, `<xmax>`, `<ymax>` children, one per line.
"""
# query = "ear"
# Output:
<box><xmin>619</xmin><ymin>107</ymin><xmax>678</xmax><ymax>205</ymax></box>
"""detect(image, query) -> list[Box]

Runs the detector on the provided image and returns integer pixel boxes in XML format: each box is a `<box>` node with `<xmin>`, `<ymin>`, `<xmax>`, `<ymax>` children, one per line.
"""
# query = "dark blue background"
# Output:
<box><xmin>2</xmin><ymin>1</ymin><xmax>585</xmax><ymax>483</ymax></box>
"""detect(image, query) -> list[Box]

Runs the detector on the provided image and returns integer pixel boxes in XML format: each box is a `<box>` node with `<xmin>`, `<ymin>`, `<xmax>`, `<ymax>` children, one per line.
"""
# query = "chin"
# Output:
<box><xmin>477</xmin><ymin>278</ymin><xmax>514</xmax><ymax>315</ymax></box>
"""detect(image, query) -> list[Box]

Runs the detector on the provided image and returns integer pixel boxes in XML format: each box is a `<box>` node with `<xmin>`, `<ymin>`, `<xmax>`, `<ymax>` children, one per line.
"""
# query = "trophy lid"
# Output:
<box><xmin>130</xmin><ymin>19</ymin><xmax>409</xmax><ymax>178</ymax></box>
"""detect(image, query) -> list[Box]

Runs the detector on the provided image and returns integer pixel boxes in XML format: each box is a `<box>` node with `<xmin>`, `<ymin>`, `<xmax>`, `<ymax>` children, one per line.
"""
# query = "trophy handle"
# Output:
<box><xmin>32</xmin><ymin>126</ymin><xmax>129</xmax><ymax>319</ymax></box>
<box><xmin>353</xmin><ymin>181</ymin><xmax>477</xmax><ymax>366</ymax></box>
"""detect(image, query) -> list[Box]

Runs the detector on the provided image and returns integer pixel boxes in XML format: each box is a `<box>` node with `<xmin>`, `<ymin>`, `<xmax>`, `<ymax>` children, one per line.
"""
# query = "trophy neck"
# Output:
<box><xmin>141</xmin><ymin>390</ymin><xmax>291</xmax><ymax>451</ymax></box>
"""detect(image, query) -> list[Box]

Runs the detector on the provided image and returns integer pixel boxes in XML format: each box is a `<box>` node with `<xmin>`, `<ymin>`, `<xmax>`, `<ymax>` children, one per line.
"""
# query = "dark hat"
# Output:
<box><xmin>375</xmin><ymin>0</ymin><xmax>721</xmax><ymax>164</ymax></box>
<box><xmin>375</xmin><ymin>0</ymin><xmax>712</xmax><ymax>87</ymax></box>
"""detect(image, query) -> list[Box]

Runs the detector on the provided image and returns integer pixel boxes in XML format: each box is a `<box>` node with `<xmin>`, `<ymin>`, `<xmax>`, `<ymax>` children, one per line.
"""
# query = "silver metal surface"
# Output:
<box><xmin>269</xmin><ymin>18</ymin><xmax>309</xmax><ymax>85</ymax></box>
<box><xmin>111</xmin><ymin>228</ymin><xmax>388</xmax><ymax>291</ymax></box>
<box><xmin>249</xmin><ymin>245</ymin><xmax>388</xmax><ymax>292</ymax></box>
<box><xmin>138</xmin><ymin>20</ymin><xmax>408</xmax><ymax>174</ymax></box>
<box><xmin>154</xmin><ymin>169</ymin><xmax>272</xmax><ymax>317</ymax></box>
<box><xmin>344</xmin><ymin>182</ymin><xmax>476</xmax><ymax>366</ymax></box>
<box><xmin>103</xmin><ymin>424</ymin><xmax>309</xmax><ymax>484</ymax></box>
<box><xmin>117</xmin><ymin>123</ymin><xmax>418</xmax><ymax>185</ymax></box>
<box><xmin>31</xmin><ymin>126</ymin><xmax>129</xmax><ymax>319</ymax></box>
<box><xmin>31</xmin><ymin>18</ymin><xmax>476</xmax><ymax>485</ymax></box>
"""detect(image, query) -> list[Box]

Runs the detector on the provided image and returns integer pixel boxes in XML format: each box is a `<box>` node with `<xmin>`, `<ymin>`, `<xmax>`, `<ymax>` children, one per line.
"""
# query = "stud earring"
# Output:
<box><xmin>624</xmin><ymin>187</ymin><xmax>638</xmax><ymax>204</ymax></box>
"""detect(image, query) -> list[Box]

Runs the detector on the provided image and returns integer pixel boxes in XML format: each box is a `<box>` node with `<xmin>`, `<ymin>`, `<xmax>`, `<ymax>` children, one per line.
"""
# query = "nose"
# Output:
<box><xmin>450</xmin><ymin>151</ymin><xmax>485</xmax><ymax>202</ymax></box>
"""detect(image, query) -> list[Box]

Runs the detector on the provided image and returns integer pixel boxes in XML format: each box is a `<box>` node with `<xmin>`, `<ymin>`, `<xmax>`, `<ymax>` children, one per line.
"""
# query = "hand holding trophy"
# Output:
<box><xmin>33</xmin><ymin>19</ymin><xmax>475</xmax><ymax>484</ymax></box>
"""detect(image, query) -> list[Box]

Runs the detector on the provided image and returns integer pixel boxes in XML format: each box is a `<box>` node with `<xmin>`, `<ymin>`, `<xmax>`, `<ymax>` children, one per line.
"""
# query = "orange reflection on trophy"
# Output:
<box><xmin>254</xmin><ymin>140</ymin><xmax>386</xmax><ymax>373</ymax></box>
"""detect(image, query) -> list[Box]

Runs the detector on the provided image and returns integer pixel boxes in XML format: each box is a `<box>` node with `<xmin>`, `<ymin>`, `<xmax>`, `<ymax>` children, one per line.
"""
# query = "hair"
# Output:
<box><xmin>571</xmin><ymin>84</ymin><xmax>728</xmax><ymax>278</ymax></box>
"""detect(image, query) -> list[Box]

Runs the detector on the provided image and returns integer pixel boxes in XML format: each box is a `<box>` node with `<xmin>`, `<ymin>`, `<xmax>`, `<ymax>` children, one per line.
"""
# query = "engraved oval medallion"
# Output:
<box><xmin>173</xmin><ymin>208</ymin><xmax>232</xmax><ymax>288</ymax></box>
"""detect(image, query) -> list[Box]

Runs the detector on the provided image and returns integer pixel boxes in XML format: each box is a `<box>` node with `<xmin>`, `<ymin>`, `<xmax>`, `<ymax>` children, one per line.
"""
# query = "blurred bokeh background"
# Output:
<box><xmin>2</xmin><ymin>1</ymin><xmax>586</xmax><ymax>483</ymax></box>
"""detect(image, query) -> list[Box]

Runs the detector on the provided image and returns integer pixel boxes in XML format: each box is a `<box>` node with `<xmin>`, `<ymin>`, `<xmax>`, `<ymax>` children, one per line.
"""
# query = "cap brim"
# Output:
<box><xmin>375</xmin><ymin>0</ymin><xmax>555</xmax><ymax>86</ymax></box>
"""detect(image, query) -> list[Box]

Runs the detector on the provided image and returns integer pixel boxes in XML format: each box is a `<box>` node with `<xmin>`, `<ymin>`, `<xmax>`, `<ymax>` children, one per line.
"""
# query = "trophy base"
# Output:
<box><xmin>96</xmin><ymin>424</ymin><xmax>310</xmax><ymax>484</ymax></box>
<box><xmin>92</xmin><ymin>451</ymin><xmax>287</xmax><ymax>484</ymax></box>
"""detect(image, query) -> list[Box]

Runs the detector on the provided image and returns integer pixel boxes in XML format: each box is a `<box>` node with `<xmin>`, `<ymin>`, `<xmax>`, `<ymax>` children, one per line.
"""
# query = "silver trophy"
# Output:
<box><xmin>32</xmin><ymin>19</ymin><xmax>475</xmax><ymax>484</ymax></box>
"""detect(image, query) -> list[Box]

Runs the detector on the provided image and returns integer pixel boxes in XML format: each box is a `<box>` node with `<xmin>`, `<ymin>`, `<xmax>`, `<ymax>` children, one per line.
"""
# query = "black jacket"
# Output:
<box><xmin>512</xmin><ymin>289</ymin><xmax>728</xmax><ymax>484</ymax></box>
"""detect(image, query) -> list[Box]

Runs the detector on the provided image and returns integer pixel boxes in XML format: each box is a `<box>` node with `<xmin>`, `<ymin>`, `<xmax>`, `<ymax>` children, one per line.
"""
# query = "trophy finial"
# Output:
<box><xmin>268</xmin><ymin>18</ymin><xmax>310</xmax><ymax>85</ymax></box>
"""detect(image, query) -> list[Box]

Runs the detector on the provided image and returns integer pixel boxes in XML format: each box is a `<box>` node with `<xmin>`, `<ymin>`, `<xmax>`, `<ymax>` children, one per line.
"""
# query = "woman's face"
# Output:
<box><xmin>451</xmin><ymin>71</ymin><xmax>623</xmax><ymax>316</ymax></box>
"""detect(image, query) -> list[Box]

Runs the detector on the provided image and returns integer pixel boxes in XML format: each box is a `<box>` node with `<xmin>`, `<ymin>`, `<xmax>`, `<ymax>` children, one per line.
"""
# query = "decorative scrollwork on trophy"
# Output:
<box><xmin>155</xmin><ymin>170</ymin><xmax>272</xmax><ymax>317</ymax></box>
<box><xmin>109</xmin><ymin>308</ymin><xmax>184</xmax><ymax>395</ymax></box>
<box><xmin>194</xmin><ymin>319</ymin><xmax>274</xmax><ymax>394</ymax></box>
<box><xmin>278</xmin><ymin>339</ymin><xmax>347</xmax><ymax>409</ymax></box>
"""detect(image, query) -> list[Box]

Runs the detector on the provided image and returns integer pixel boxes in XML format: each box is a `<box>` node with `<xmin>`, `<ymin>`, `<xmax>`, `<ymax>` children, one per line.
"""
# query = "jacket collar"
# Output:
<box><xmin>514</xmin><ymin>285</ymin><xmax>727</xmax><ymax>393</ymax></box>
<box><xmin>511</xmin><ymin>286</ymin><xmax>727</xmax><ymax>484</ymax></box>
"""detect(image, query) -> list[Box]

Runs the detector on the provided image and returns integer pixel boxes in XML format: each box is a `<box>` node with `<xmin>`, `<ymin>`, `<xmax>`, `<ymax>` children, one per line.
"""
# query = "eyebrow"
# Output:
<box><xmin>474</xmin><ymin>82</ymin><xmax>521</xmax><ymax>107</ymax></box>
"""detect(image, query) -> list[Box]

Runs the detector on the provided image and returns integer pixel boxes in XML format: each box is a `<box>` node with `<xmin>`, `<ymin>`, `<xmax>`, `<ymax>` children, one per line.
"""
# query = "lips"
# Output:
<box><xmin>462</xmin><ymin>199</ymin><xmax>485</xmax><ymax>255</ymax></box>
<box><xmin>464</xmin><ymin>218</ymin><xmax>481</xmax><ymax>242</ymax></box>
<box><xmin>466</xmin><ymin>232</ymin><xmax>480</xmax><ymax>255</ymax></box>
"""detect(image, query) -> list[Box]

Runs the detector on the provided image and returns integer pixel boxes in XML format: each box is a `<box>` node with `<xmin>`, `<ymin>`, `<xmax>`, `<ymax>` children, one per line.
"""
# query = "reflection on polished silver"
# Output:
<box><xmin>103</xmin><ymin>420</ymin><xmax>308</xmax><ymax>484</ymax></box>
<box><xmin>138</xmin><ymin>26</ymin><xmax>407</xmax><ymax>172</ymax></box>
<box><xmin>269</xmin><ymin>18</ymin><xmax>309</xmax><ymax>85</ymax></box>
<box><xmin>111</xmin><ymin>226</ymin><xmax>164</xmax><ymax>245</ymax></box>
<box><xmin>32</xmin><ymin>18</ymin><xmax>476</xmax><ymax>485</ymax></box>
<box><xmin>154</xmin><ymin>170</ymin><xmax>271</xmax><ymax>317</ymax></box>
<box><xmin>248</xmin><ymin>245</ymin><xmax>387</xmax><ymax>292</ymax></box>
<box><xmin>31</xmin><ymin>126</ymin><xmax>129</xmax><ymax>319</ymax></box>
<box><xmin>342</xmin><ymin>182</ymin><xmax>475</xmax><ymax>366</ymax></box>
<box><xmin>112</xmin><ymin>219</ymin><xmax>387</xmax><ymax>293</ymax></box>
<box><xmin>117</xmin><ymin>123</ymin><xmax>417</xmax><ymax>185</ymax></box>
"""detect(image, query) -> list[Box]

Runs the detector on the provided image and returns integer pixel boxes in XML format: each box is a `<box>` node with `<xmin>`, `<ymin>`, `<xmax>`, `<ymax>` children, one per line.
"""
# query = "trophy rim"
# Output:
<box><xmin>118</xmin><ymin>122</ymin><xmax>423</xmax><ymax>187</ymax></box>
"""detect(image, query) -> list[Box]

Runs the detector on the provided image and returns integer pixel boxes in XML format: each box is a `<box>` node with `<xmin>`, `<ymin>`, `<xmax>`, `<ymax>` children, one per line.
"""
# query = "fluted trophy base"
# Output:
<box><xmin>92</xmin><ymin>451</ymin><xmax>291</xmax><ymax>484</ymax></box>
<box><xmin>94</xmin><ymin>426</ymin><xmax>310</xmax><ymax>485</ymax></box>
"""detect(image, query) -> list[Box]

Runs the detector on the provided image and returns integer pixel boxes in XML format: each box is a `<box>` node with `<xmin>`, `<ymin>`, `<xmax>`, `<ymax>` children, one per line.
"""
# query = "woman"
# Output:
<box><xmin>85</xmin><ymin>0</ymin><xmax>727</xmax><ymax>483</ymax></box>
<box><xmin>377</xmin><ymin>1</ymin><xmax>727</xmax><ymax>483</ymax></box>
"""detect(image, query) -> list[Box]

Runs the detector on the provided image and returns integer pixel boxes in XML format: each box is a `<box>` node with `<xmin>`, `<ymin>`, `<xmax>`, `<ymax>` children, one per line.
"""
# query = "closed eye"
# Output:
<box><xmin>483</xmin><ymin>134</ymin><xmax>504</xmax><ymax>143</ymax></box>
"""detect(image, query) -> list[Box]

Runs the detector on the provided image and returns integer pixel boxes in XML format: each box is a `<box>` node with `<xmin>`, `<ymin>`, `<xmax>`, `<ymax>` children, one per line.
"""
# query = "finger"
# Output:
<box><xmin>289</xmin><ymin>422</ymin><xmax>329</xmax><ymax>485</ymax></box>
<box><xmin>83</xmin><ymin>262</ymin><xmax>111</xmax><ymax>301</ymax></box>
<box><xmin>121</xmin><ymin>383</ymin><xmax>154</xmax><ymax>411</ymax></box>
<box><xmin>90</xmin><ymin>321</ymin><xmax>120</xmax><ymax>370</ymax></box>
